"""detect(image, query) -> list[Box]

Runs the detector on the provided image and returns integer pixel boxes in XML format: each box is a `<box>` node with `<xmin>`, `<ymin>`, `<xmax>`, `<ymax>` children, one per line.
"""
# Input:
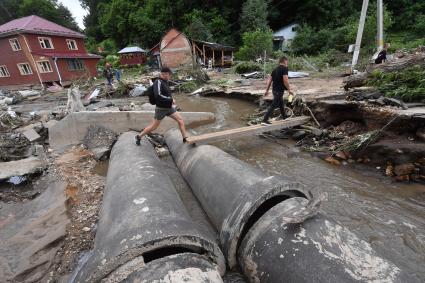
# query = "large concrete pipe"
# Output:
<box><xmin>165</xmin><ymin>129</ymin><xmax>412</xmax><ymax>283</ymax></box>
<box><xmin>238</xmin><ymin>197</ymin><xmax>413</xmax><ymax>283</ymax></box>
<box><xmin>164</xmin><ymin>129</ymin><xmax>310</xmax><ymax>269</ymax></box>
<box><xmin>74</xmin><ymin>132</ymin><xmax>225</xmax><ymax>282</ymax></box>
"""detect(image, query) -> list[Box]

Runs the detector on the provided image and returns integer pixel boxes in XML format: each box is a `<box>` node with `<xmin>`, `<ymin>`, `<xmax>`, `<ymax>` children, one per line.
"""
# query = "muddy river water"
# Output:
<box><xmin>174</xmin><ymin>93</ymin><xmax>425</xmax><ymax>281</ymax></box>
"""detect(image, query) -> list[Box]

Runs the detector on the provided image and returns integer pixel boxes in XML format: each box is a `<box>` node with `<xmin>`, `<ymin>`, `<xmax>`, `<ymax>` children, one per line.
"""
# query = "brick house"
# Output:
<box><xmin>0</xmin><ymin>15</ymin><xmax>101</xmax><ymax>88</ymax></box>
<box><xmin>159</xmin><ymin>28</ymin><xmax>234</xmax><ymax>69</ymax></box>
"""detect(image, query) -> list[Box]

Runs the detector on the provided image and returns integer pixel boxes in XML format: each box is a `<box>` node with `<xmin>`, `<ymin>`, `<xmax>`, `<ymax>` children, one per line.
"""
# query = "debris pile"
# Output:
<box><xmin>83</xmin><ymin>125</ymin><xmax>117</xmax><ymax>160</ymax></box>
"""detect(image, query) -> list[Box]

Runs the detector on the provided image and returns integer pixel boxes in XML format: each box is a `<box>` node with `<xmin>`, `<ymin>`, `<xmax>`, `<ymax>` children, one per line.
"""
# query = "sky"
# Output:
<box><xmin>59</xmin><ymin>0</ymin><xmax>88</xmax><ymax>29</ymax></box>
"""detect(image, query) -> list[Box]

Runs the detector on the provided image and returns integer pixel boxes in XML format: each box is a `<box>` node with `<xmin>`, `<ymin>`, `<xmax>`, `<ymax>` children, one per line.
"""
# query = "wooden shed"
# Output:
<box><xmin>159</xmin><ymin>28</ymin><xmax>234</xmax><ymax>69</ymax></box>
<box><xmin>118</xmin><ymin>46</ymin><xmax>147</xmax><ymax>66</ymax></box>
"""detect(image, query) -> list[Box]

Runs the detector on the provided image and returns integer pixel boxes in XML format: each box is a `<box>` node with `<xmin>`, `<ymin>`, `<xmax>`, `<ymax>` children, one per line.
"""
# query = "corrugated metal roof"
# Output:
<box><xmin>33</xmin><ymin>52</ymin><xmax>102</xmax><ymax>59</ymax></box>
<box><xmin>193</xmin><ymin>40</ymin><xmax>235</xmax><ymax>51</ymax></box>
<box><xmin>0</xmin><ymin>15</ymin><xmax>85</xmax><ymax>38</ymax></box>
<box><xmin>118</xmin><ymin>46</ymin><xmax>147</xmax><ymax>54</ymax></box>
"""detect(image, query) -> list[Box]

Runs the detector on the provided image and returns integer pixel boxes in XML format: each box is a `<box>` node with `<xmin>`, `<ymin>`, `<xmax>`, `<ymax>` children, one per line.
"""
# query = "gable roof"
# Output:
<box><xmin>273</xmin><ymin>23</ymin><xmax>298</xmax><ymax>37</ymax></box>
<box><xmin>118</xmin><ymin>46</ymin><xmax>147</xmax><ymax>54</ymax></box>
<box><xmin>0</xmin><ymin>15</ymin><xmax>85</xmax><ymax>38</ymax></box>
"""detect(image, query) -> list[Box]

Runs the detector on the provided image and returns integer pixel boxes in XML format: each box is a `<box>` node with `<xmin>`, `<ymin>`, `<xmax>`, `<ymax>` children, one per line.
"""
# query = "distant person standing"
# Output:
<box><xmin>262</xmin><ymin>56</ymin><xmax>294</xmax><ymax>125</ymax></box>
<box><xmin>103</xmin><ymin>63</ymin><xmax>113</xmax><ymax>86</ymax></box>
<box><xmin>114</xmin><ymin>68</ymin><xmax>122</xmax><ymax>82</ymax></box>
<box><xmin>375</xmin><ymin>43</ymin><xmax>389</xmax><ymax>64</ymax></box>
<box><xmin>135</xmin><ymin>67</ymin><xmax>188</xmax><ymax>145</ymax></box>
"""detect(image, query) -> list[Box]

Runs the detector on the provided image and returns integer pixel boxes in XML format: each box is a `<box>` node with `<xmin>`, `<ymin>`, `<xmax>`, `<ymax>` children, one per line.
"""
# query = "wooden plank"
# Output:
<box><xmin>186</xmin><ymin>116</ymin><xmax>310</xmax><ymax>145</ymax></box>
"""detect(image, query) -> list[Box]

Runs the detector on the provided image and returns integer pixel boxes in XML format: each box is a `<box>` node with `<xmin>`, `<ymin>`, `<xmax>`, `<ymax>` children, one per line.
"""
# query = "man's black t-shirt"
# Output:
<box><xmin>271</xmin><ymin>65</ymin><xmax>288</xmax><ymax>94</ymax></box>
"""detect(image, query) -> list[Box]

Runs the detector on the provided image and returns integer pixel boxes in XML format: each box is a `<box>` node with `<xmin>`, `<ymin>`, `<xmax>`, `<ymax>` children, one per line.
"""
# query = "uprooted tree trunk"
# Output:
<box><xmin>343</xmin><ymin>53</ymin><xmax>425</xmax><ymax>89</ymax></box>
<box><xmin>66</xmin><ymin>87</ymin><xmax>85</xmax><ymax>113</ymax></box>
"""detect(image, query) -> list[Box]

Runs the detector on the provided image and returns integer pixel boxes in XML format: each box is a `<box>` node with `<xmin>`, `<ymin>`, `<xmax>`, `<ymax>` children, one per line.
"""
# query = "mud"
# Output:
<box><xmin>44</xmin><ymin>147</ymin><xmax>105</xmax><ymax>281</ymax></box>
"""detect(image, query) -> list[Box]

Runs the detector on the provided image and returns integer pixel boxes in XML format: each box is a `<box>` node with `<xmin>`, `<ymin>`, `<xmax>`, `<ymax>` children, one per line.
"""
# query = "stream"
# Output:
<box><xmin>175</xmin><ymin>93</ymin><xmax>425</xmax><ymax>281</ymax></box>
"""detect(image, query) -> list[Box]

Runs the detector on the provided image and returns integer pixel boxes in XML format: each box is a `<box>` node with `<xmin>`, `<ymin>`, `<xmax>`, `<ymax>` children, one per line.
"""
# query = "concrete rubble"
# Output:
<box><xmin>0</xmin><ymin>181</ymin><xmax>69</xmax><ymax>282</ymax></box>
<box><xmin>83</xmin><ymin>125</ymin><xmax>117</xmax><ymax>160</ymax></box>
<box><xmin>0</xmin><ymin>155</ymin><xmax>47</xmax><ymax>181</ymax></box>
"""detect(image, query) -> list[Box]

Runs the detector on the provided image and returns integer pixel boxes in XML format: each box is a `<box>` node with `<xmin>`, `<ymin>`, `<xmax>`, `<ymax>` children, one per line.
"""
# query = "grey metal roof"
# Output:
<box><xmin>193</xmin><ymin>40</ymin><xmax>235</xmax><ymax>51</ymax></box>
<box><xmin>118</xmin><ymin>46</ymin><xmax>147</xmax><ymax>54</ymax></box>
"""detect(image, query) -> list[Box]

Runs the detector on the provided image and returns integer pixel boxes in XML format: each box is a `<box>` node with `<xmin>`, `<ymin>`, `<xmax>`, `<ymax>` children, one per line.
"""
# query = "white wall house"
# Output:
<box><xmin>273</xmin><ymin>23</ymin><xmax>299</xmax><ymax>51</ymax></box>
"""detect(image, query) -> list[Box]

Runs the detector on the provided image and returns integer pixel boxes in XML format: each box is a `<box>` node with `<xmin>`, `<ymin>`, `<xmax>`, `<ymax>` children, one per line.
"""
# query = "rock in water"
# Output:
<box><xmin>325</xmin><ymin>156</ymin><xmax>341</xmax><ymax>166</ymax></box>
<box><xmin>394</xmin><ymin>163</ymin><xmax>415</xmax><ymax>176</ymax></box>
<box><xmin>416</xmin><ymin>127</ymin><xmax>425</xmax><ymax>142</ymax></box>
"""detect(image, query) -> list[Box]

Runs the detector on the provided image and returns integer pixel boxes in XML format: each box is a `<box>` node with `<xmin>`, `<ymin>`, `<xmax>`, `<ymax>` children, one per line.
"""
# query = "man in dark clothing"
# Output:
<box><xmin>262</xmin><ymin>56</ymin><xmax>294</xmax><ymax>125</ymax></box>
<box><xmin>135</xmin><ymin>67</ymin><xmax>188</xmax><ymax>145</ymax></box>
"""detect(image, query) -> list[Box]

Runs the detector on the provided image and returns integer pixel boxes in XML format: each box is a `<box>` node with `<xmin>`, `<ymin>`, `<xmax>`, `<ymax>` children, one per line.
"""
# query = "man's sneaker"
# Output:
<box><xmin>261</xmin><ymin>121</ymin><xmax>272</xmax><ymax>126</ymax></box>
<box><xmin>134</xmin><ymin>135</ymin><xmax>141</xmax><ymax>146</ymax></box>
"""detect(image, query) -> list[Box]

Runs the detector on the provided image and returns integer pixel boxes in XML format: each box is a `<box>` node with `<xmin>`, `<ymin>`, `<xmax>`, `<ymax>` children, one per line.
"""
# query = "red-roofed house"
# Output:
<box><xmin>0</xmin><ymin>15</ymin><xmax>101</xmax><ymax>88</ymax></box>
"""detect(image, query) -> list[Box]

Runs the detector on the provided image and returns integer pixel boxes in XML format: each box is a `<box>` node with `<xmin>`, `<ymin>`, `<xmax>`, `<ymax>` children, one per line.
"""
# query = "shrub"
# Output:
<box><xmin>180</xmin><ymin>81</ymin><xmax>199</xmax><ymax>93</ymax></box>
<box><xmin>235</xmin><ymin>61</ymin><xmax>262</xmax><ymax>74</ymax></box>
<box><xmin>235</xmin><ymin>29</ymin><xmax>273</xmax><ymax>61</ymax></box>
<box><xmin>367</xmin><ymin>65</ymin><xmax>425</xmax><ymax>102</ymax></box>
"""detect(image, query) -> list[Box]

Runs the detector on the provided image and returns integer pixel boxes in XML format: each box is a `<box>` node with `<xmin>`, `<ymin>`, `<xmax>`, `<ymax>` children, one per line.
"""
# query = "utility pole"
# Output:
<box><xmin>351</xmin><ymin>0</ymin><xmax>385</xmax><ymax>71</ymax></box>
<box><xmin>377</xmin><ymin>0</ymin><xmax>384</xmax><ymax>50</ymax></box>
<box><xmin>351</xmin><ymin>0</ymin><xmax>369</xmax><ymax>71</ymax></box>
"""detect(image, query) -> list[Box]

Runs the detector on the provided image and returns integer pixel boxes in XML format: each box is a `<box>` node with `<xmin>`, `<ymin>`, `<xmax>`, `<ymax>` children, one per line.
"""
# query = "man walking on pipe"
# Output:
<box><xmin>262</xmin><ymin>56</ymin><xmax>294</xmax><ymax>125</ymax></box>
<box><xmin>135</xmin><ymin>67</ymin><xmax>188</xmax><ymax>145</ymax></box>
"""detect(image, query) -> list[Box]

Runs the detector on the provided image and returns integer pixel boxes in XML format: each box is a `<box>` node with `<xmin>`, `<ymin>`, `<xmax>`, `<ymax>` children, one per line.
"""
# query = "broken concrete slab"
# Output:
<box><xmin>0</xmin><ymin>156</ymin><xmax>47</xmax><ymax>181</ymax></box>
<box><xmin>82</xmin><ymin>125</ymin><xmax>117</xmax><ymax>160</ymax></box>
<box><xmin>23</xmin><ymin>128</ymin><xmax>41</xmax><ymax>142</ymax></box>
<box><xmin>0</xmin><ymin>181</ymin><xmax>69</xmax><ymax>282</ymax></box>
<box><xmin>85</xmin><ymin>100</ymin><xmax>114</xmax><ymax>111</ymax></box>
<box><xmin>49</xmin><ymin>111</ymin><xmax>215</xmax><ymax>150</ymax></box>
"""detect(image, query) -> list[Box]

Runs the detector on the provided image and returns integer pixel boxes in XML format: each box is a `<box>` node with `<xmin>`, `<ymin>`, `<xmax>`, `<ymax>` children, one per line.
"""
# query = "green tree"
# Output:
<box><xmin>80</xmin><ymin>0</ymin><xmax>108</xmax><ymax>41</ymax></box>
<box><xmin>182</xmin><ymin>10</ymin><xmax>213</xmax><ymax>41</ymax></box>
<box><xmin>236</xmin><ymin>29</ymin><xmax>273</xmax><ymax>60</ymax></box>
<box><xmin>18</xmin><ymin>0</ymin><xmax>79</xmax><ymax>30</ymax></box>
<box><xmin>129</xmin><ymin>0</ymin><xmax>171</xmax><ymax>48</ymax></box>
<box><xmin>239</xmin><ymin>0</ymin><xmax>269</xmax><ymax>33</ymax></box>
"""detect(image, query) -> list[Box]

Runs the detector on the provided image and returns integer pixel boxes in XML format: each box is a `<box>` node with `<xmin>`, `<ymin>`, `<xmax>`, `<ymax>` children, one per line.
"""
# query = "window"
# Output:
<box><xmin>38</xmin><ymin>37</ymin><xmax>54</xmax><ymax>49</ymax></box>
<box><xmin>9</xmin><ymin>38</ymin><xmax>21</xmax><ymax>51</ymax></box>
<box><xmin>0</xmin><ymin>65</ymin><xmax>10</xmax><ymax>77</ymax></box>
<box><xmin>37</xmin><ymin>60</ymin><xmax>53</xmax><ymax>73</ymax></box>
<box><xmin>66</xmin><ymin>39</ymin><xmax>78</xmax><ymax>50</ymax></box>
<box><xmin>67</xmin><ymin>59</ymin><xmax>84</xmax><ymax>71</ymax></box>
<box><xmin>17</xmin><ymin>63</ymin><xmax>33</xmax><ymax>75</ymax></box>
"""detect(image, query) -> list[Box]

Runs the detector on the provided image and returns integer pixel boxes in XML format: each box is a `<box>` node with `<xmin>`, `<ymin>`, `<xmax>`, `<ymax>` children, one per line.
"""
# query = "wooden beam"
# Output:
<box><xmin>221</xmin><ymin>49</ymin><xmax>224</xmax><ymax>66</ymax></box>
<box><xmin>203</xmin><ymin>44</ymin><xmax>206</xmax><ymax>66</ymax></box>
<box><xmin>212</xmin><ymin>49</ymin><xmax>215</xmax><ymax>67</ymax></box>
<box><xmin>185</xmin><ymin>116</ymin><xmax>310</xmax><ymax>145</ymax></box>
<box><xmin>195</xmin><ymin>44</ymin><xmax>203</xmax><ymax>54</ymax></box>
<box><xmin>192</xmin><ymin>40</ymin><xmax>196</xmax><ymax>67</ymax></box>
